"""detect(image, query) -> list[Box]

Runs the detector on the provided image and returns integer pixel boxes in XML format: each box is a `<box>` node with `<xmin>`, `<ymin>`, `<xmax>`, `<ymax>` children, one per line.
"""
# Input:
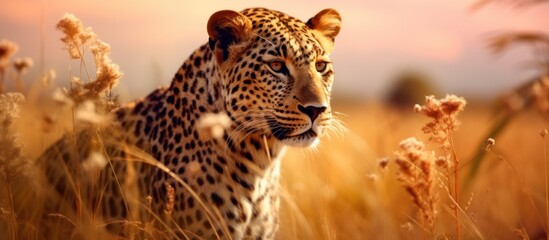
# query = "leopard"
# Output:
<box><xmin>38</xmin><ymin>7</ymin><xmax>341</xmax><ymax>240</ymax></box>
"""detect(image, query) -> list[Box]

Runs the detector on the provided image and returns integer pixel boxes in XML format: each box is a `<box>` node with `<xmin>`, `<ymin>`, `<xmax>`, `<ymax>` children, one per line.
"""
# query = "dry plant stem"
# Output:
<box><xmin>262</xmin><ymin>135</ymin><xmax>272</xmax><ymax>162</ymax></box>
<box><xmin>415</xmin><ymin>95</ymin><xmax>466</xmax><ymax>239</ymax></box>
<box><xmin>116</xmin><ymin>144</ymin><xmax>229</xmax><ymax>238</ymax></box>
<box><xmin>40</xmin><ymin>3</ymin><xmax>45</xmax><ymax>74</ymax></box>
<box><xmin>542</xmin><ymin>136</ymin><xmax>549</xmax><ymax>239</ymax></box>
<box><xmin>70</xmin><ymin>35</ymin><xmax>92</xmax><ymax>81</ymax></box>
<box><xmin>70</xmin><ymin>108</ymin><xmax>83</xmax><ymax>220</ymax></box>
<box><xmin>15</xmin><ymin>73</ymin><xmax>24</xmax><ymax>93</ymax></box>
<box><xmin>0</xmin><ymin>73</ymin><xmax>4</xmax><ymax>93</ymax></box>
<box><xmin>5</xmin><ymin>175</ymin><xmax>18</xmax><ymax>240</ymax></box>
<box><xmin>450</xmin><ymin>136</ymin><xmax>461</xmax><ymax>240</ymax></box>
<box><xmin>492</xmin><ymin>151</ymin><xmax>547</xmax><ymax>231</ymax></box>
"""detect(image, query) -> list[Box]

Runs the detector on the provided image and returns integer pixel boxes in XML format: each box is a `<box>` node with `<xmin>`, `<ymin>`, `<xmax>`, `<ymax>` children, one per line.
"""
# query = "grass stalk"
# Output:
<box><xmin>543</xmin><ymin>131</ymin><xmax>549</xmax><ymax>239</ymax></box>
<box><xmin>5</xmin><ymin>175</ymin><xmax>18</xmax><ymax>240</ymax></box>
<box><xmin>70</xmin><ymin>107</ymin><xmax>83</xmax><ymax>220</ymax></box>
<box><xmin>0</xmin><ymin>72</ymin><xmax>4</xmax><ymax>94</ymax></box>
<box><xmin>465</xmin><ymin>113</ymin><xmax>513</xmax><ymax>190</ymax></box>
<box><xmin>450</xmin><ymin>135</ymin><xmax>460</xmax><ymax>240</ymax></box>
<box><xmin>15</xmin><ymin>72</ymin><xmax>24</xmax><ymax>93</ymax></box>
<box><xmin>69</xmin><ymin>35</ymin><xmax>92</xmax><ymax>82</ymax></box>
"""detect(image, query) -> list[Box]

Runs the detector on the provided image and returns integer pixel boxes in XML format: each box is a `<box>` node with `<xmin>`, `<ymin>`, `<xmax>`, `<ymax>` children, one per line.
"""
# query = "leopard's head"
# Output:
<box><xmin>207</xmin><ymin>7</ymin><xmax>341</xmax><ymax>147</ymax></box>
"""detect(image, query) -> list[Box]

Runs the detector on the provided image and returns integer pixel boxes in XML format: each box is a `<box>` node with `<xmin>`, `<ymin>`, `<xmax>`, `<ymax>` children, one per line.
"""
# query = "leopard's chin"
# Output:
<box><xmin>277</xmin><ymin>128</ymin><xmax>321</xmax><ymax>148</ymax></box>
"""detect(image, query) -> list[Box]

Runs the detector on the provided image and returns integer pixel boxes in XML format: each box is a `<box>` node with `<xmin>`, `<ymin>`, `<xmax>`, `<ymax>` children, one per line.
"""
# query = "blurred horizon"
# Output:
<box><xmin>1</xmin><ymin>0</ymin><xmax>548</xmax><ymax>101</ymax></box>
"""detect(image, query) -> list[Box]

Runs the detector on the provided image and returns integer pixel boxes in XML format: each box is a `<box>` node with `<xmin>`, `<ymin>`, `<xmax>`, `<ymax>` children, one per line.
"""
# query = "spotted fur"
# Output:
<box><xmin>40</xmin><ymin>7</ymin><xmax>341</xmax><ymax>240</ymax></box>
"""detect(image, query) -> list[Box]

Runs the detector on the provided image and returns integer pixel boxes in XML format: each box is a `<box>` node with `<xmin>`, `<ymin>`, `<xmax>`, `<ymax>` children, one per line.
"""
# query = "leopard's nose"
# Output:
<box><xmin>297</xmin><ymin>104</ymin><xmax>327</xmax><ymax>122</ymax></box>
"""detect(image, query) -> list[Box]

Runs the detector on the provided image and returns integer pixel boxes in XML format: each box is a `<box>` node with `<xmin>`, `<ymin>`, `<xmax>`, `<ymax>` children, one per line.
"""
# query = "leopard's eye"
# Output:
<box><xmin>268</xmin><ymin>61</ymin><xmax>285</xmax><ymax>73</ymax></box>
<box><xmin>315</xmin><ymin>61</ymin><xmax>328</xmax><ymax>73</ymax></box>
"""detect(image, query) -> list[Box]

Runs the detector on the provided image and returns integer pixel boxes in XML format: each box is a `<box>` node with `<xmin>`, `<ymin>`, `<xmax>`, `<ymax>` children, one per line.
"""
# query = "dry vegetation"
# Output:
<box><xmin>279</xmin><ymin>102</ymin><xmax>549</xmax><ymax>240</ymax></box>
<box><xmin>1</xmin><ymin>9</ymin><xmax>549</xmax><ymax>240</ymax></box>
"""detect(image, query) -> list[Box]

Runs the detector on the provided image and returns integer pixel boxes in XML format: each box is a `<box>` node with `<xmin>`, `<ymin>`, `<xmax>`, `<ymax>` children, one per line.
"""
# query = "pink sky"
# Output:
<box><xmin>1</xmin><ymin>0</ymin><xmax>548</xmax><ymax>100</ymax></box>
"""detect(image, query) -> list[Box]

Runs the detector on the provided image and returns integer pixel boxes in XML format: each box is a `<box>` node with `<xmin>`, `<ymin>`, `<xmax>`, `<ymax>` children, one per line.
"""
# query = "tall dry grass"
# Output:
<box><xmin>0</xmin><ymin>11</ymin><xmax>549</xmax><ymax>240</ymax></box>
<box><xmin>278</xmin><ymin>102</ymin><xmax>549</xmax><ymax>239</ymax></box>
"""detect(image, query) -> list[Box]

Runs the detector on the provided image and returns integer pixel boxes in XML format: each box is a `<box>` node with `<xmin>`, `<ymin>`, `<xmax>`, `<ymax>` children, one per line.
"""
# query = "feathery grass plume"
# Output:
<box><xmin>488</xmin><ymin>32</ymin><xmax>549</xmax><ymax>55</ymax></box>
<box><xmin>0</xmin><ymin>93</ymin><xmax>28</xmax><ymax>240</ymax></box>
<box><xmin>0</xmin><ymin>40</ymin><xmax>19</xmax><ymax>70</ymax></box>
<box><xmin>56</xmin><ymin>13</ymin><xmax>93</xmax><ymax>60</ymax></box>
<box><xmin>394</xmin><ymin>137</ymin><xmax>438</xmax><ymax>233</ymax></box>
<box><xmin>197</xmin><ymin>112</ymin><xmax>231</xmax><ymax>139</ymax></box>
<box><xmin>12</xmin><ymin>57</ymin><xmax>33</xmax><ymax>74</ymax></box>
<box><xmin>40</xmin><ymin>69</ymin><xmax>57</xmax><ymax>88</ymax></box>
<box><xmin>75</xmin><ymin>100</ymin><xmax>113</xmax><ymax>125</ymax></box>
<box><xmin>52</xmin><ymin>88</ymin><xmax>74</xmax><ymax>106</ymax></box>
<box><xmin>56</xmin><ymin>13</ymin><xmax>122</xmax><ymax>111</ymax></box>
<box><xmin>0</xmin><ymin>40</ymin><xmax>19</xmax><ymax>94</ymax></box>
<box><xmin>414</xmin><ymin>94</ymin><xmax>466</xmax><ymax>239</ymax></box>
<box><xmin>12</xmin><ymin>57</ymin><xmax>33</xmax><ymax>93</ymax></box>
<box><xmin>0</xmin><ymin>93</ymin><xmax>29</xmax><ymax>180</ymax></box>
<box><xmin>81</xmin><ymin>151</ymin><xmax>107</xmax><ymax>173</ymax></box>
<box><xmin>85</xmin><ymin>39</ymin><xmax>121</xmax><ymax>101</ymax></box>
<box><xmin>414</xmin><ymin>95</ymin><xmax>466</xmax><ymax>151</ymax></box>
<box><xmin>46</xmin><ymin>14</ymin><xmax>123</xmax><ymax>239</ymax></box>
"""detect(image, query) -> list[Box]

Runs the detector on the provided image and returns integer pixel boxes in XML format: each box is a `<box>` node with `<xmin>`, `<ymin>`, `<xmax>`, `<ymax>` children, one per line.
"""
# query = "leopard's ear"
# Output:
<box><xmin>207</xmin><ymin>10</ymin><xmax>252</xmax><ymax>64</ymax></box>
<box><xmin>306</xmin><ymin>9</ymin><xmax>341</xmax><ymax>53</ymax></box>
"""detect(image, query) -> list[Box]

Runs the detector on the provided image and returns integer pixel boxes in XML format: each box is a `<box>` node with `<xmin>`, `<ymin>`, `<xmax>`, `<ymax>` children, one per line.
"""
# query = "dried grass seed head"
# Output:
<box><xmin>415</xmin><ymin>95</ymin><xmax>466</xmax><ymax>118</ymax></box>
<box><xmin>0</xmin><ymin>93</ymin><xmax>30</xmax><ymax>179</ymax></box>
<box><xmin>86</xmin><ymin>62</ymin><xmax>122</xmax><ymax>97</ymax></box>
<box><xmin>197</xmin><ymin>112</ymin><xmax>232</xmax><ymax>139</ymax></box>
<box><xmin>56</xmin><ymin>13</ymin><xmax>122</xmax><ymax>103</ymax></box>
<box><xmin>435</xmin><ymin>156</ymin><xmax>448</xmax><ymax>169</ymax></box>
<box><xmin>53</xmin><ymin>88</ymin><xmax>74</xmax><ymax>106</ymax></box>
<box><xmin>56</xmin><ymin>13</ymin><xmax>84</xmax><ymax>41</ymax></box>
<box><xmin>41</xmin><ymin>69</ymin><xmax>57</xmax><ymax>87</ymax></box>
<box><xmin>378</xmin><ymin>157</ymin><xmax>390</xmax><ymax>169</ymax></box>
<box><xmin>0</xmin><ymin>39</ymin><xmax>19</xmax><ymax>72</ymax></box>
<box><xmin>393</xmin><ymin>137</ymin><xmax>438</xmax><ymax>230</ymax></box>
<box><xmin>82</xmin><ymin>151</ymin><xmax>108</xmax><ymax>172</ymax></box>
<box><xmin>75</xmin><ymin>100</ymin><xmax>113</xmax><ymax>125</ymax></box>
<box><xmin>56</xmin><ymin>13</ymin><xmax>88</xmax><ymax>59</ymax></box>
<box><xmin>86</xmin><ymin>39</ymin><xmax>122</xmax><ymax>97</ymax></box>
<box><xmin>414</xmin><ymin>94</ymin><xmax>467</xmax><ymax>149</ymax></box>
<box><xmin>91</xmin><ymin>40</ymin><xmax>111</xmax><ymax>67</ymax></box>
<box><xmin>13</xmin><ymin>57</ymin><xmax>33</xmax><ymax>73</ymax></box>
<box><xmin>540</xmin><ymin>129</ymin><xmax>548</xmax><ymax>138</ymax></box>
<box><xmin>485</xmin><ymin>138</ymin><xmax>496</xmax><ymax>152</ymax></box>
<box><xmin>0</xmin><ymin>93</ymin><xmax>25</xmax><ymax>120</ymax></box>
<box><xmin>396</xmin><ymin>137</ymin><xmax>427</xmax><ymax>165</ymax></box>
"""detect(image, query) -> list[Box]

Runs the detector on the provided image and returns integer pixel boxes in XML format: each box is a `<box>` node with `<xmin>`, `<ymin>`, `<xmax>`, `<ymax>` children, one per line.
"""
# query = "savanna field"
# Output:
<box><xmin>1</xmin><ymin>1</ymin><xmax>549</xmax><ymax>240</ymax></box>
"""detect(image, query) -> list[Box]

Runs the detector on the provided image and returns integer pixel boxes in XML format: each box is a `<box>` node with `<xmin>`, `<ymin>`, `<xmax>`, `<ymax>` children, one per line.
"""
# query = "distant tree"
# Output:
<box><xmin>384</xmin><ymin>69</ymin><xmax>439</xmax><ymax>109</ymax></box>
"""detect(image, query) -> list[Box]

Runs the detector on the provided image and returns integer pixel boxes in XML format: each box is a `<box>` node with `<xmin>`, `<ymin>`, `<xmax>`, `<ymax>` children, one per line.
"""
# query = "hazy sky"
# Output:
<box><xmin>1</xmin><ymin>0</ymin><xmax>548</xmax><ymax>100</ymax></box>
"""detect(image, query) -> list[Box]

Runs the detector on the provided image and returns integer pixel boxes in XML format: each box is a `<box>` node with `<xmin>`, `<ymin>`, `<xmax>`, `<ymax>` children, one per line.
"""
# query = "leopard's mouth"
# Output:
<box><xmin>286</xmin><ymin>128</ymin><xmax>317</xmax><ymax>139</ymax></box>
<box><xmin>267</xmin><ymin>117</ymin><xmax>320</xmax><ymax>147</ymax></box>
<box><xmin>281</xmin><ymin>128</ymin><xmax>320</xmax><ymax>147</ymax></box>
